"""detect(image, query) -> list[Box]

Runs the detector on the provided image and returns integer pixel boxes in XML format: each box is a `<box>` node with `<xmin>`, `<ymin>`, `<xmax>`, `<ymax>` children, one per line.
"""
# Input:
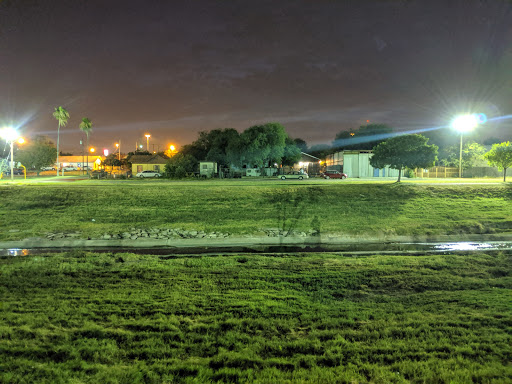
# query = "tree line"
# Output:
<box><xmin>164</xmin><ymin>123</ymin><xmax>305</xmax><ymax>177</ymax></box>
<box><xmin>7</xmin><ymin>113</ymin><xmax>512</xmax><ymax>181</ymax></box>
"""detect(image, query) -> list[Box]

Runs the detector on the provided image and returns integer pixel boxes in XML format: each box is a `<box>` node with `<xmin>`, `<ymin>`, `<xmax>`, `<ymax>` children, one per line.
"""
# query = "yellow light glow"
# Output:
<box><xmin>115</xmin><ymin>143</ymin><xmax>119</xmax><ymax>148</ymax></box>
<box><xmin>17</xmin><ymin>137</ymin><xmax>25</xmax><ymax>144</ymax></box>
<box><xmin>90</xmin><ymin>148</ymin><xmax>95</xmax><ymax>153</ymax></box>
<box><xmin>95</xmin><ymin>158</ymin><xmax>101</xmax><ymax>165</ymax></box>
<box><xmin>170</xmin><ymin>145</ymin><xmax>175</xmax><ymax>151</ymax></box>
<box><xmin>145</xmin><ymin>134</ymin><xmax>151</xmax><ymax>139</ymax></box>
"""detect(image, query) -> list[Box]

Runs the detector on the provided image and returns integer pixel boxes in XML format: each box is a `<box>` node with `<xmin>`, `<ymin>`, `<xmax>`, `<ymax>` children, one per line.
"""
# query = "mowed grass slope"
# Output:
<box><xmin>0</xmin><ymin>181</ymin><xmax>511</xmax><ymax>240</ymax></box>
<box><xmin>0</xmin><ymin>252</ymin><xmax>510</xmax><ymax>383</ymax></box>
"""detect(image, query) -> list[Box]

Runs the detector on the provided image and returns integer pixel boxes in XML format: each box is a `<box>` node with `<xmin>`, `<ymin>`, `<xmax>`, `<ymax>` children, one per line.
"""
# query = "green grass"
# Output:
<box><xmin>0</xmin><ymin>251</ymin><xmax>510</xmax><ymax>383</ymax></box>
<box><xmin>0</xmin><ymin>180</ymin><xmax>511</xmax><ymax>241</ymax></box>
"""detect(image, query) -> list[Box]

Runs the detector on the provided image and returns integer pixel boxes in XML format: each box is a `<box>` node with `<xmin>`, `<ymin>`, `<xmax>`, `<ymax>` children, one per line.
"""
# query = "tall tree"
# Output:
<box><xmin>239</xmin><ymin>123</ymin><xmax>287</xmax><ymax>168</ymax></box>
<box><xmin>293</xmin><ymin>138</ymin><xmax>308</xmax><ymax>152</ymax></box>
<box><xmin>180</xmin><ymin>128</ymin><xmax>240</xmax><ymax>169</ymax></box>
<box><xmin>438</xmin><ymin>141</ymin><xmax>486</xmax><ymax>169</ymax></box>
<box><xmin>282</xmin><ymin>137</ymin><xmax>302</xmax><ymax>166</ymax></box>
<box><xmin>79</xmin><ymin>117</ymin><xmax>93</xmax><ymax>175</ymax></box>
<box><xmin>370</xmin><ymin>134</ymin><xmax>438</xmax><ymax>182</ymax></box>
<box><xmin>164</xmin><ymin>153</ymin><xmax>197</xmax><ymax>178</ymax></box>
<box><xmin>52</xmin><ymin>106</ymin><xmax>69</xmax><ymax>175</ymax></box>
<box><xmin>484</xmin><ymin>141</ymin><xmax>512</xmax><ymax>182</ymax></box>
<box><xmin>205</xmin><ymin>128</ymin><xmax>240</xmax><ymax>167</ymax></box>
<box><xmin>15</xmin><ymin>136</ymin><xmax>57</xmax><ymax>175</ymax></box>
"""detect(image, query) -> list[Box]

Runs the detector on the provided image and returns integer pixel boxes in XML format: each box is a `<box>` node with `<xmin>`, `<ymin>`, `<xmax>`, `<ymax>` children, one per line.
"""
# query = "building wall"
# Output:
<box><xmin>330</xmin><ymin>151</ymin><xmax>399</xmax><ymax>178</ymax></box>
<box><xmin>325</xmin><ymin>152</ymin><xmax>343</xmax><ymax>167</ymax></box>
<box><xmin>59</xmin><ymin>156</ymin><xmax>104</xmax><ymax>170</ymax></box>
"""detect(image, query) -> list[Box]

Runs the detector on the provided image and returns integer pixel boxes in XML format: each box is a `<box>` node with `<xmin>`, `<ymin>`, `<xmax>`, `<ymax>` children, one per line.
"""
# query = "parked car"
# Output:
<box><xmin>90</xmin><ymin>170</ymin><xmax>108</xmax><ymax>179</ymax></box>
<box><xmin>278</xmin><ymin>171</ymin><xmax>309</xmax><ymax>180</ymax></box>
<box><xmin>3</xmin><ymin>168</ymin><xmax>24</xmax><ymax>176</ymax></box>
<box><xmin>322</xmin><ymin>171</ymin><xmax>348</xmax><ymax>179</ymax></box>
<box><xmin>136</xmin><ymin>170</ymin><xmax>162</xmax><ymax>178</ymax></box>
<box><xmin>41</xmin><ymin>166</ymin><xmax>56</xmax><ymax>171</ymax></box>
<box><xmin>62</xmin><ymin>166</ymin><xmax>78</xmax><ymax>171</ymax></box>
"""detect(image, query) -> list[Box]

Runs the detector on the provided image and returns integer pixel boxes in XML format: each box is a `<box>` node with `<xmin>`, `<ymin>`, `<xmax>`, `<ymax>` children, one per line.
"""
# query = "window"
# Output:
<box><xmin>137</xmin><ymin>165</ymin><xmax>143</xmax><ymax>173</ymax></box>
<box><xmin>202</xmin><ymin>164</ymin><xmax>208</xmax><ymax>169</ymax></box>
<box><xmin>154</xmin><ymin>165</ymin><xmax>160</xmax><ymax>172</ymax></box>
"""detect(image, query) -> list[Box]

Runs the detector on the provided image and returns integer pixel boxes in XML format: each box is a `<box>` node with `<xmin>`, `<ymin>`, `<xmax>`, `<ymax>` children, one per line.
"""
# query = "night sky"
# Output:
<box><xmin>1</xmin><ymin>0</ymin><xmax>511</xmax><ymax>153</ymax></box>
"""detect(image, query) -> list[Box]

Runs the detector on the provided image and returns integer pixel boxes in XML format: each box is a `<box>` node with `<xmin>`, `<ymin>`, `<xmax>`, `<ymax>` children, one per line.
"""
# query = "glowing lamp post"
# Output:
<box><xmin>0</xmin><ymin>127</ymin><xmax>23</xmax><ymax>181</ymax></box>
<box><xmin>145</xmin><ymin>134</ymin><xmax>151</xmax><ymax>151</ymax></box>
<box><xmin>115</xmin><ymin>142</ymin><xmax>121</xmax><ymax>161</ymax></box>
<box><xmin>451</xmin><ymin>114</ymin><xmax>478</xmax><ymax>178</ymax></box>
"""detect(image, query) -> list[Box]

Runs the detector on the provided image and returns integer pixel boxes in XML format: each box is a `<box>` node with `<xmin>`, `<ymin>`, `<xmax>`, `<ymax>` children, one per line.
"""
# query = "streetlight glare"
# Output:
<box><xmin>0</xmin><ymin>126</ymin><xmax>21</xmax><ymax>181</ymax></box>
<box><xmin>90</xmin><ymin>147</ymin><xmax>95</xmax><ymax>153</ymax></box>
<box><xmin>0</xmin><ymin>126</ymin><xmax>18</xmax><ymax>141</ymax></box>
<box><xmin>451</xmin><ymin>114</ymin><xmax>478</xmax><ymax>133</ymax></box>
<box><xmin>170</xmin><ymin>145</ymin><xmax>175</xmax><ymax>151</ymax></box>
<box><xmin>17</xmin><ymin>137</ymin><xmax>25</xmax><ymax>144</ymax></box>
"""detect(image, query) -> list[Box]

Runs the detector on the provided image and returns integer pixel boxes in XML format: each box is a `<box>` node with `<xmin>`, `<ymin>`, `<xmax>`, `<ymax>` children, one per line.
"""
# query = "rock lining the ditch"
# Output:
<box><xmin>44</xmin><ymin>227</ymin><xmax>322</xmax><ymax>241</ymax></box>
<box><xmin>45</xmin><ymin>228</ymin><xmax>230</xmax><ymax>241</ymax></box>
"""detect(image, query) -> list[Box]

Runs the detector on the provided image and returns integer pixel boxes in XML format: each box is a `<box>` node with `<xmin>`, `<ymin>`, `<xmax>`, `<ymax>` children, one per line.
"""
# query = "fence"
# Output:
<box><xmin>414</xmin><ymin>167</ymin><xmax>459</xmax><ymax>178</ymax></box>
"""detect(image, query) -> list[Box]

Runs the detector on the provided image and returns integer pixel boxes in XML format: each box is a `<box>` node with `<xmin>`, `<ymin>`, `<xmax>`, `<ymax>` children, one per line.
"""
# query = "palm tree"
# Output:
<box><xmin>79</xmin><ymin>117</ymin><xmax>93</xmax><ymax>175</ymax></box>
<box><xmin>52</xmin><ymin>106</ymin><xmax>70</xmax><ymax>175</ymax></box>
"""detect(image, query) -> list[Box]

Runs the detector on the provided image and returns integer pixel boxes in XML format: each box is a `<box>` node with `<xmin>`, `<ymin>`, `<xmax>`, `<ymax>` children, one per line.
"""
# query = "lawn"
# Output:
<box><xmin>0</xmin><ymin>251</ymin><xmax>510</xmax><ymax>383</ymax></box>
<box><xmin>0</xmin><ymin>179</ymin><xmax>511</xmax><ymax>241</ymax></box>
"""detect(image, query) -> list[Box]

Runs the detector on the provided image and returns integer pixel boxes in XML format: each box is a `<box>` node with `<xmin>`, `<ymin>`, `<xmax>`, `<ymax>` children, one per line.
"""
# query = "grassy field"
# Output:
<box><xmin>0</xmin><ymin>251</ymin><xmax>510</xmax><ymax>383</ymax></box>
<box><xmin>0</xmin><ymin>179</ymin><xmax>511</xmax><ymax>241</ymax></box>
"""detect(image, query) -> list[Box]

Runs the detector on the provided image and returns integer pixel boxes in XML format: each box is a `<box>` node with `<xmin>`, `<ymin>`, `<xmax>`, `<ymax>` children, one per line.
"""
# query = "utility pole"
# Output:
<box><xmin>81</xmin><ymin>139</ymin><xmax>84</xmax><ymax>175</ymax></box>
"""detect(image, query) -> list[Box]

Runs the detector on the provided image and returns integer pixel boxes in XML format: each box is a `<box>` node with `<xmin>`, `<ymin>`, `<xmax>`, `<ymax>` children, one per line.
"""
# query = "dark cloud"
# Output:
<box><xmin>1</xmin><ymin>0</ymin><xmax>511</xmax><ymax>152</ymax></box>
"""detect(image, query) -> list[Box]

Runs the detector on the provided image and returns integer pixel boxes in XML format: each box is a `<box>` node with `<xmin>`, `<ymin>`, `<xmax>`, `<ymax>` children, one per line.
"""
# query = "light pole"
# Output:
<box><xmin>145</xmin><ymin>134</ymin><xmax>151</xmax><ymax>151</ymax></box>
<box><xmin>0</xmin><ymin>127</ymin><xmax>23</xmax><ymax>181</ymax></box>
<box><xmin>451</xmin><ymin>114</ymin><xmax>478</xmax><ymax>178</ymax></box>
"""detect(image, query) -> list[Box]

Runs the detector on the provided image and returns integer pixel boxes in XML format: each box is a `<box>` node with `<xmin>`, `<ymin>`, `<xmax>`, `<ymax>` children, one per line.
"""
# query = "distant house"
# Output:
<box><xmin>130</xmin><ymin>154</ymin><xmax>168</xmax><ymax>174</ymax></box>
<box><xmin>199</xmin><ymin>161</ymin><xmax>217</xmax><ymax>178</ymax></box>
<box><xmin>58</xmin><ymin>155</ymin><xmax>104</xmax><ymax>170</ymax></box>
<box><xmin>283</xmin><ymin>152</ymin><xmax>321</xmax><ymax>175</ymax></box>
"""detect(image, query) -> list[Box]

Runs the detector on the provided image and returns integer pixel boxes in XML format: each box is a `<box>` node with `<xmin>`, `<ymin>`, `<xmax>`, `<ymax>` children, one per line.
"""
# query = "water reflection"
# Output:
<box><xmin>433</xmin><ymin>242</ymin><xmax>503</xmax><ymax>251</ymax></box>
<box><xmin>7</xmin><ymin>248</ymin><xmax>30</xmax><ymax>256</ymax></box>
<box><xmin>2</xmin><ymin>242</ymin><xmax>512</xmax><ymax>256</ymax></box>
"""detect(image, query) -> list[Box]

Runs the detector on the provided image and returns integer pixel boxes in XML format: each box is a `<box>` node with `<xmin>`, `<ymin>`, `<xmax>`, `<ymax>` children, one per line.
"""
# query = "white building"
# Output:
<box><xmin>325</xmin><ymin>150</ymin><xmax>400</xmax><ymax>178</ymax></box>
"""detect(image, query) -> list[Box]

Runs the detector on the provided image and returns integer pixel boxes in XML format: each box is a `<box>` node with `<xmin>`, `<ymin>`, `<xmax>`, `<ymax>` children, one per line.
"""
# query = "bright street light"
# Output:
<box><xmin>115</xmin><ymin>141</ymin><xmax>121</xmax><ymax>160</ymax></box>
<box><xmin>0</xmin><ymin>126</ymin><xmax>23</xmax><ymax>181</ymax></box>
<box><xmin>145</xmin><ymin>134</ymin><xmax>151</xmax><ymax>151</ymax></box>
<box><xmin>451</xmin><ymin>114</ymin><xmax>479</xmax><ymax>178</ymax></box>
<box><xmin>90</xmin><ymin>147</ymin><xmax>95</xmax><ymax>153</ymax></box>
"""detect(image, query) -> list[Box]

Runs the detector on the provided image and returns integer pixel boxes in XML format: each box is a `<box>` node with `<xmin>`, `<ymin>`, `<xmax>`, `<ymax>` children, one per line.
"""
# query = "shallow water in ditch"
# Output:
<box><xmin>3</xmin><ymin>241</ymin><xmax>512</xmax><ymax>257</ymax></box>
